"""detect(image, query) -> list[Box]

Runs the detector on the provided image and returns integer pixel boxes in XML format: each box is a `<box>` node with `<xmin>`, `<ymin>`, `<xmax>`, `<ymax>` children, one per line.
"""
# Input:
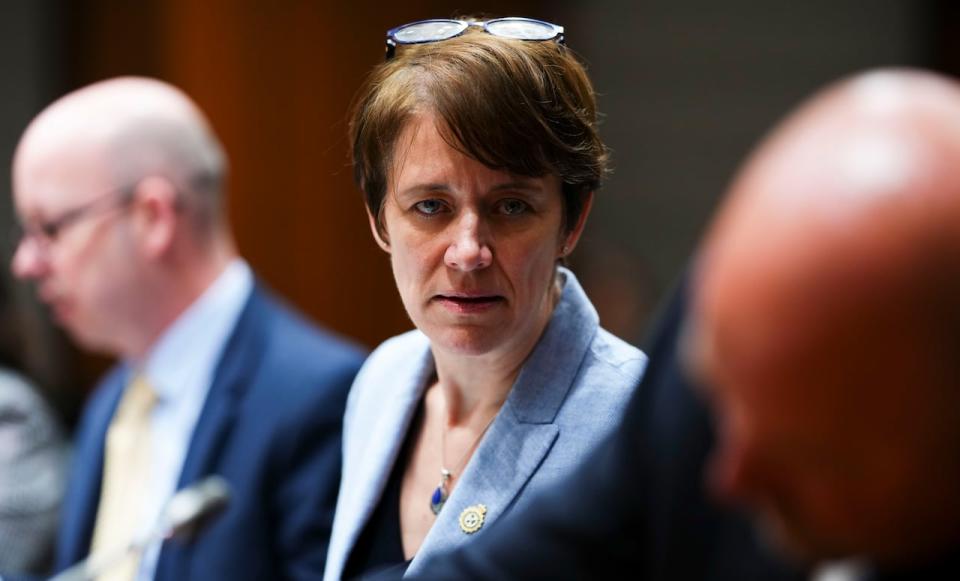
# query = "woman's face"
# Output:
<box><xmin>373</xmin><ymin>113</ymin><xmax>589</xmax><ymax>359</ymax></box>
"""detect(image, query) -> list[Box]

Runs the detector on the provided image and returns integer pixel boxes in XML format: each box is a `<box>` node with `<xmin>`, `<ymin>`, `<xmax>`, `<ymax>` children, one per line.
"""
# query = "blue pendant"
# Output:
<box><xmin>430</xmin><ymin>485</ymin><xmax>448</xmax><ymax>515</ymax></box>
<box><xmin>430</xmin><ymin>469</ymin><xmax>451</xmax><ymax>515</ymax></box>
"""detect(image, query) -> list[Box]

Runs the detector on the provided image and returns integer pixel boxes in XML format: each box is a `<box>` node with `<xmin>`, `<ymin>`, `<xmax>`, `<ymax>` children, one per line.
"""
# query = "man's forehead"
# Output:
<box><xmin>13</xmin><ymin>137</ymin><xmax>111</xmax><ymax>210</ymax></box>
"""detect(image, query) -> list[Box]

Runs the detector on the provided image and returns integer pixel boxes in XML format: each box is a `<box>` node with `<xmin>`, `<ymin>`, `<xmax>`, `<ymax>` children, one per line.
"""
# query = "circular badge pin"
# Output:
<box><xmin>459</xmin><ymin>504</ymin><xmax>487</xmax><ymax>534</ymax></box>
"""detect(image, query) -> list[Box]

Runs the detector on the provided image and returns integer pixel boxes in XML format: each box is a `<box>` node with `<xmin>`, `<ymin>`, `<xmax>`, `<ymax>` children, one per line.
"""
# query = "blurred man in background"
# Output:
<box><xmin>8</xmin><ymin>77</ymin><xmax>365</xmax><ymax>580</ymax></box>
<box><xmin>687</xmin><ymin>68</ymin><xmax>960</xmax><ymax>579</ymax></box>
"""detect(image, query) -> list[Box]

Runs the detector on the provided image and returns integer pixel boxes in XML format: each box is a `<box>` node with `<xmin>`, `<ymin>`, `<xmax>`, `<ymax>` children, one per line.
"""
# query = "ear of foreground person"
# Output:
<box><xmin>399</xmin><ymin>276</ymin><xmax>804</xmax><ymax>581</ymax></box>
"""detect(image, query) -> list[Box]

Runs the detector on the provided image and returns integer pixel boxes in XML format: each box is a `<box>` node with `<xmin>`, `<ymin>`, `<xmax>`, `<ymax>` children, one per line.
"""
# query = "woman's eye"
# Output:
<box><xmin>413</xmin><ymin>199</ymin><xmax>446</xmax><ymax>215</ymax></box>
<box><xmin>498</xmin><ymin>198</ymin><xmax>530</xmax><ymax>216</ymax></box>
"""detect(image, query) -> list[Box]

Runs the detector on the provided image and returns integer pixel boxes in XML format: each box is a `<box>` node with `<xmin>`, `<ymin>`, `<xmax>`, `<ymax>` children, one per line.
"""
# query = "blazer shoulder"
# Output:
<box><xmin>552</xmin><ymin>329</ymin><xmax>646</xmax><ymax>435</ymax></box>
<box><xmin>588</xmin><ymin>328</ymin><xmax>648</xmax><ymax>383</ymax></box>
<box><xmin>231</xmin><ymin>289</ymin><xmax>366</xmax><ymax>428</ymax></box>
<box><xmin>251</xmin><ymin>288</ymin><xmax>367</xmax><ymax>374</ymax></box>
<box><xmin>348</xmin><ymin>329</ymin><xmax>428</xmax><ymax>400</ymax></box>
<box><xmin>342</xmin><ymin>329</ymin><xmax>429</xmax><ymax>433</ymax></box>
<box><xmin>362</xmin><ymin>329</ymin><xmax>428</xmax><ymax>369</ymax></box>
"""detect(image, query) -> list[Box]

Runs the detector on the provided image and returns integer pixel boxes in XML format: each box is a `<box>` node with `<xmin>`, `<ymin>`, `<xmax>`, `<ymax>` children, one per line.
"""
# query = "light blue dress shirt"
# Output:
<box><xmin>128</xmin><ymin>259</ymin><xmax>253</xmax><ymax>581</ymax></box>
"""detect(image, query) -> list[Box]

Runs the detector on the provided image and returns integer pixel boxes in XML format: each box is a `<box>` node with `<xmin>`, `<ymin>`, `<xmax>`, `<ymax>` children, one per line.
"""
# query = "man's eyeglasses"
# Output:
<box><xmin>12</xmin><ymin>186</ymin><xmax>137</xmax><ymax>251</ymax></box>
<box><xmin>385</xmin><ymin>17</ymin><xmax>564</xmax><ymax>60</ymax></box>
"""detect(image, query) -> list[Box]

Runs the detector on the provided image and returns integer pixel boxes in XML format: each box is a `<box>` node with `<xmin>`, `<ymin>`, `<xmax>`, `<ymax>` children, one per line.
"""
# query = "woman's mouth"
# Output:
<box><xmin>434</xmin><ymin>294</ymin><xmax>505</xmax><ymax>314</ymax></box>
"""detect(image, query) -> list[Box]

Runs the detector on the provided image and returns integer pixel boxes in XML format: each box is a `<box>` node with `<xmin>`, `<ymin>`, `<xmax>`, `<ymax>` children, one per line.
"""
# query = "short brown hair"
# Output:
<box><xmin>349</xmin><ymin>24</ymin><xmax>608</xmax><ymax>236</ymax></box>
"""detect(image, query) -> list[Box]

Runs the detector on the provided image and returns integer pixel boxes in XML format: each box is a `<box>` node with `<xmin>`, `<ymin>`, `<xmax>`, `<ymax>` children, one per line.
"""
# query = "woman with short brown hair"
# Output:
<box><xmin>324</xmin><ymin>17</ymin><xmax>646</xmax><ymax>579</ymax></box>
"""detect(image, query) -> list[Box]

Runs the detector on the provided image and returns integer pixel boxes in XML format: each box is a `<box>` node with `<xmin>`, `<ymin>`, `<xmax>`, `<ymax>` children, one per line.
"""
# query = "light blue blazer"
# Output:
<box><xmin>324</xmin><ymin>268</ymin><xmax>647</xmax><ymax>579</ymax></box>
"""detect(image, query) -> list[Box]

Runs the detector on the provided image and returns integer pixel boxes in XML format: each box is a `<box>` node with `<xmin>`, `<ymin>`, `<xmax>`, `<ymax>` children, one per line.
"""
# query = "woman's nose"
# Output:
<box><xmin>443</xmin><ymin>212</ymin><xmax>492</xmax><ymax>272</ymax></box>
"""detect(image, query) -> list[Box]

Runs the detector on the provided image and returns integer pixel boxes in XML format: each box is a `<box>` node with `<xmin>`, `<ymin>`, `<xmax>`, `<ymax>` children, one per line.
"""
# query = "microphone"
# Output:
<box><xmin>156</xmin><ymin>475</ymin><xmax>231</xmax><ymax>540</ymax></box>
<box><xmin>49</xmin><ymin>475</ymin><xmax>231</xmax><ymax>581</ymax></box>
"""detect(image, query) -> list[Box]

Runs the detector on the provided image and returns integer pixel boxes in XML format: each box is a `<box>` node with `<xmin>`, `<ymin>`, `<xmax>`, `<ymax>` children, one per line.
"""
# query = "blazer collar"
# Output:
<box><xmin>331</xmin><ymin>338</ymin><xmax>434</xmax><ymax>578</ymax></box>
<box><xmin>408</xmin><ymin>268</ymin><xmax>600</xmax><ymax>573</ymax></box>
<box><xmin>56</xmin><ymin>368</ymin><xmax>126</xmax><ymax>569</ymax></box>
<box><xmin>505</xmin><ymin>267</ymin><xmax>599</xmax><ymax>424</ymax></box>
<box><xmin>154</xmin><ymin>284</ymin><xmax>269</xmax><ymax>580</ymax></box>
<box><xmin>174</xmin><ymin>283</ymin><xmax>266</xmax><ymax>488</ymax></box>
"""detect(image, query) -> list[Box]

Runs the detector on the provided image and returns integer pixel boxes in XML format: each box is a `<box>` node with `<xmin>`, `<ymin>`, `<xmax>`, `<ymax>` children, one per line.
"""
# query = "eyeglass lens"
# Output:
<box><xmin>393</xmin><ymin>20</ymin><xmax>467</xmax><ymax>44</ymax></box>
<box><xmin>485</xmin><ymin>19</ymin><xmax>558</xmax><ymax>40</ymax></box>
<box><xmin>11</xmin><ymin>187</ymin><xmax>133</xmax><ymax>250</ymax></box>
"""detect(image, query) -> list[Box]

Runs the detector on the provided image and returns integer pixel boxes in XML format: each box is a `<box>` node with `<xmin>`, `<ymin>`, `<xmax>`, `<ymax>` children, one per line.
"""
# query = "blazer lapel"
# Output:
<box><xmin>408</xmin><ymin>268</ymin><xmax>600</xmax><ymax>574</ymax></box>
<box><xmin>173</xmin><ymin>288</ymin><xmax>264</xmax><ymax>488</ymax></box>
<box><xmin>56</xmin><ymin>368</ymin><xmax>127</xmax><ymax>569</ymax></box>
<box><xmin>154</xmin><ymin>287</ymin><xmax>263</xmax><ymax>580</ymax></box>
<box><xmin>332</xmin><ymin>341</ymin><xmax>433</xmax><ymax>575</ymax></box>
<box><xmin>410</xmin><ymin>414</ymin><xmax>559</xmax><ymax>573</ymax></box>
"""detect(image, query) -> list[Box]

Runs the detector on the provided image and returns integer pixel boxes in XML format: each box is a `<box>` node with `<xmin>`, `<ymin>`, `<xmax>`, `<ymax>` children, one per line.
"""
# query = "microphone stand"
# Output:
<box><xmin>49</xmin><ymin>476</ymin><xmax>231</xmax><ymax>581</ymax></box>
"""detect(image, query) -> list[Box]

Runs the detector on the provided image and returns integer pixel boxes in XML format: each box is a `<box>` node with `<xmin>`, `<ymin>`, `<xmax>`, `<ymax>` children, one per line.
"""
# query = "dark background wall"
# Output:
<box><xmin>0</xmin><ymin>0</ymin><xmax>952</xmax><ymax>426</ymax></box>
<box><xmin>562</xmin><ymin>0</ymin><xmax>934</xmax><ymax>340</ymax></box>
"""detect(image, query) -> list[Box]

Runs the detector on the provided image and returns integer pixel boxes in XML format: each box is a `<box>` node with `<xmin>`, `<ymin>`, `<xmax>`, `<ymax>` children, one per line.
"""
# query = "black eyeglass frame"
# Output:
<box><xmin>11</xmin><ymin>185</ymin><xmax>138</xmax><ymax>252</ymax></box>
<box><xmin>385</xmin><ymin>17</ymin><xmax>565</xmax><ymax>60</ymax></box>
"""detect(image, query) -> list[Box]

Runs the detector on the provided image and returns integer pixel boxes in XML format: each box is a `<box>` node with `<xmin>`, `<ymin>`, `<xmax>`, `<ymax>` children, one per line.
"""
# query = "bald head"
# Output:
<box><xmin>15</xmin><ymin>76</ymin><xmax>228</xmax><ymax>228</ymax></box>
<box><xmin>704</xmin><ymin>69</ymin><xmax>960</xmax><ymax>299</ymax></box>
<box><xmin>10</xmin><ymin>77</ymin><xmax>235</xmax><ymax>358</ymax></box>
<box><xmin>688</xmin><ymin>69</ymin><xmax>960</xmax><ymax>566</ymax></box>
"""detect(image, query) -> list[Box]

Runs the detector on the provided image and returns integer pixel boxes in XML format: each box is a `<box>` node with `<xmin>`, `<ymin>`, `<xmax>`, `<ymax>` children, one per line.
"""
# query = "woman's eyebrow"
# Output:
<box><xmin>490</xmin><ymin>180</ymin><xmax>545</xmax><ymax>193</ymax></box>
<box><xmin>395</xmin><ymin>180</ymin><xmax>546</xmax><ymax>198</ymax></box>
<box><xmin>396</xmin><ymin>183</ymin><xmax>450</xmax><ymax>197</ymax></box>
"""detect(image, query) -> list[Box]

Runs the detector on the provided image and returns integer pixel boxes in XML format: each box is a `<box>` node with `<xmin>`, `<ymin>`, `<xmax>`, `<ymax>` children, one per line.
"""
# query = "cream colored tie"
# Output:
<box><xmin>90</xmin><ymin>374</ymin><xmax>157</xmax><ymax>581</ymax></box>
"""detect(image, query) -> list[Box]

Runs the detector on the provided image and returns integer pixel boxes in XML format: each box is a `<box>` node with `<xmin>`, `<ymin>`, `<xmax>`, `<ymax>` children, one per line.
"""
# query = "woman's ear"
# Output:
<box><xmin>367</xmin><ymin>206</ymin><xmax>390</xmax><ymax>253</ymax></box>
<box><xmin>559</xmin><ymin>191</ymin><xmax>594</xmax><ymax>257</ymax></box>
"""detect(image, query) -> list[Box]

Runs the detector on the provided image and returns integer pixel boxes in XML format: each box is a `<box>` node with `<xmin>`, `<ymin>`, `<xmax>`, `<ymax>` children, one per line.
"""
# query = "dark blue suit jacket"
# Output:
<box><xmin>55</xmin><ymin>284</ymin><xmax>365</xmax><ymax>580</ymax></box>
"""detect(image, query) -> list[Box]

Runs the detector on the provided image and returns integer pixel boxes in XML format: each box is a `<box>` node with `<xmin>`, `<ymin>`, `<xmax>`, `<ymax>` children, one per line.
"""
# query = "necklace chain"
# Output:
<box><xmin>440</xmin><ymin>414</ymin><xmax>497</xmax><ymax>476</ymax></box>
<box><xmin>430</xmin><ymin>410</ymin><xmax>498</xmax><ymax>515</ymax></box>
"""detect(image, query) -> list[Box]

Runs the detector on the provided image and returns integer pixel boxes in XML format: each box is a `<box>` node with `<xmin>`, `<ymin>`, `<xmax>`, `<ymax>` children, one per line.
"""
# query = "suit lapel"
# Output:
<box><xmin>334</xmin><ymin>341</ymin><xmax>433</xmax><ymax>573</ymax></box>
<box><xmin>154</xmin><ymin>287</ymin><xmax>264</xmax><ymax>580</ymax></box>
<box><xmin>408</xmin><ymin>269</ymin><xmax>599</xmax><ymax>573</ymax></box>
<box><xmin>411</xmin><ymin>413</ymin><xmax>559</xmax><ymax>571</ymax></box>
<box><xmin>173</xmin><ymin>287</ymin><xmax>264</xmax><ymax>488</ymax></box>
<box><xmin>56</xmin><ymin>368</ymin><xmax>127</xmax><ymax>569</ymax></box>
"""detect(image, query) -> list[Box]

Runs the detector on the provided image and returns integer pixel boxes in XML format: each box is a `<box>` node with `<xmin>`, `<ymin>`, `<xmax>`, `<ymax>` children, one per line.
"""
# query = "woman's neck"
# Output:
<box><xmin>430</xmin><ymin>274</ymin><xmax>564</xmax><ymax>426</ymax></box>
<box><xmin>429</xmin><ymin>355</ymin><xmax>519</xmax><ymax>426</ymax></box>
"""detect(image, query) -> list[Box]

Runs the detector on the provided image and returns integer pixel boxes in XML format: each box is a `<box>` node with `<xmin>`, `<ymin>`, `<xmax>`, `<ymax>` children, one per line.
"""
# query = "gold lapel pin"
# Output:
<box><xmin>459</xmin><ymin>504</ymin><xmax>487</xmax><ymax>534</ymax></box>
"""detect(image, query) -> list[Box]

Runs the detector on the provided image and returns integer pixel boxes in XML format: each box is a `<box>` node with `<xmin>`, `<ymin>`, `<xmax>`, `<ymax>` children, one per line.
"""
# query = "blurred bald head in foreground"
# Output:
<box><xmin>11</xmin><ymin>76</ymin><xmax>235</xmax><ymax>358</ymax></box>
<box><xmin>686</xmin><ymin>68</ymin><xmax>960</xmax><ymax>570</ymax></box>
